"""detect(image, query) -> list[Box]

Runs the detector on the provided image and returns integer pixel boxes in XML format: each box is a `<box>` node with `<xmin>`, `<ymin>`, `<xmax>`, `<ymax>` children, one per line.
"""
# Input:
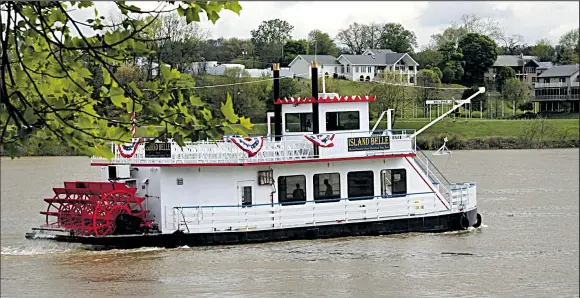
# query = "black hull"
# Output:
<box><xmin>26</xmin><ymin>209</ymin><xmax>479</xmax><ymax>250</ymax></box>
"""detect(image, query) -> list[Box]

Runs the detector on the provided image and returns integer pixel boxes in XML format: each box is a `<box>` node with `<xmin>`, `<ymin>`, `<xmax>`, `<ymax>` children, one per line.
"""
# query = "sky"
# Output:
<box><xmin>79</xmin><ymin>1</ymin><xmax>579</xmax><ymax>49</ymax></box>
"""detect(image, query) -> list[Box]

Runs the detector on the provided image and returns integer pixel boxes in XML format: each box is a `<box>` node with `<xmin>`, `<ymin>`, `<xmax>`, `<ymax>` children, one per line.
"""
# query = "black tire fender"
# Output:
<box><xmin>459</xmin><ymin>213</ymin><xmax>470</xmax><ymax>230</ymax></box>
<box><xmin>173</xmin><ymin>230</ymin><xmax>185</xmax><ymax>247</ymax></box>
<box><xmin>473</xmin><ymin>213</ymin><xmax>482</xmax><ymax>228</ymax></box>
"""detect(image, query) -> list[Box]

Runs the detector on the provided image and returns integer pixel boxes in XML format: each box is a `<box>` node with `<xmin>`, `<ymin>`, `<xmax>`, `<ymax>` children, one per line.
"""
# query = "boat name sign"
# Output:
<box><xmin>145</xmin><ymin>142</ymin><xmax>172</xmax><ymax>158</ymax></box>
<box><xmin>347</xmin><ymin>136</ymin><xmax>390</xmax><ymax>152</ymax></box>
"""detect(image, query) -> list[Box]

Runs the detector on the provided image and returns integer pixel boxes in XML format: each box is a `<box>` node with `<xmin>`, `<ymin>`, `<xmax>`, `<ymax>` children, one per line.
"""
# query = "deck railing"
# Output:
<box><xmin>91</xmin><ymin>129</ymin><xmax>416</xmax><ymax>164</ymax></box>
<box><xmin>165</xmin><ymin>191</ymin><xmax>473</xmax><ymax>233</ymax></box>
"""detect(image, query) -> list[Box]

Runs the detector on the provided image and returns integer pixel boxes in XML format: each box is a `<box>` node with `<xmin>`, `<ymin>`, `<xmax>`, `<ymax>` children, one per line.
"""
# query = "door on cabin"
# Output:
<box><xmin>237</xmin><ymin>180</ymin><xmax>255</xmax><ymax>207</ymax></box>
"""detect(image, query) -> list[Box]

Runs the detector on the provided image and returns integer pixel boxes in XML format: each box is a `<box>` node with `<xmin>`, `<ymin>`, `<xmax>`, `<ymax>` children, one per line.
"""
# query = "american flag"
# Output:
<box><xmin>130</xmin><ymin>111</ymin><xmax>136</xmax><ymax>137</ymax></box>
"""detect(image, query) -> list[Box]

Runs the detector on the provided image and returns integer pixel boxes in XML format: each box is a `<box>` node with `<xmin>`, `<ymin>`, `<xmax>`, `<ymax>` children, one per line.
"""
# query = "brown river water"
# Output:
<box><xmin>1</xmin><ymin>149</ymin><xmax>579</xmax><ymax>297</ymax></box>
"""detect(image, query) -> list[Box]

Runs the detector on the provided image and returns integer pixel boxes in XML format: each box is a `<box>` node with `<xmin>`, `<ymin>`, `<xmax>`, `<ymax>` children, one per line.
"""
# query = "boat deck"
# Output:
<box><xmin>91</xmin><ymin>130</ymin><xmax>416</xmax><ymax>166</ymax></box>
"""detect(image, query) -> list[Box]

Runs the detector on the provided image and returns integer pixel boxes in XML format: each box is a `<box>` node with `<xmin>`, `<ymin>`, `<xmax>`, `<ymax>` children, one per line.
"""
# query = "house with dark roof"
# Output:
<box><xmin>288</xmin><ymin>55</ymin><xmax>342</xmax><ymax>79</ymax></box>
<box><xmin>533</xmin><ymin>64</ymin><xmax>579</xmax><ymax>113</ymax></box>
<box><xmin>484</xmin><ymin>54</ymin><xmax>544</xmax><ymax>87</ymax></box>
<box><xmin>288</xmin><ymin>49</ymin><xmax>419</xmax><ymax>84</ymax></box>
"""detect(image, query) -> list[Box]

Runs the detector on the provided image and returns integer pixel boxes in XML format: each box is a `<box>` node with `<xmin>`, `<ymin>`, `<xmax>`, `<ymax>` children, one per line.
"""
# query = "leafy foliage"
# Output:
<box><xmin>494</xmin><ymin>66</ymin><xmax>516</xmax><ymax>92</ymax></box>
<box><xmin>458</xmin><ymin>33</ymin><xmax>498</xmax><ymax>86</ymax></box>
<box><xmin>502</xmin><ymin>78</ymin><xmax>530</xmax><ymax>114</ymax></box>
<box><xmin>0</xmin><ymin>1</ymin><xmax>250</xmax><ymax>159</ymax></box>
<box><xmin>250</xmin><ymin>19</ymin><xmax>294</xmax><ymax>63</ymax></box>
<box><xmin>307</xmin><ymin>30</ymin><xmax>339</xmax><ymax>57</ymax></box>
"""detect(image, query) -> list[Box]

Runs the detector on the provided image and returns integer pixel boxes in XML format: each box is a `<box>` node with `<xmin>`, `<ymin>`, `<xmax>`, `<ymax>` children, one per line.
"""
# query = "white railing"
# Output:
<box><xmin>91</xmin><ymin>130</ymin><xmax>416</xmax><ymax>164</ymax></box>
<box><xmin>169</xmin><ymin>192</ymin><xmax>445</xmax><ymax>233</ymax></box>
<box><xmin>449</xmin><ymin>183</ymin><xmax>476</xmax><ymax>212</ymax></box>
<box><xmin>535</xmin><ymin>82</ymin><xmax>568</xmax><ymax>88</ymax></box>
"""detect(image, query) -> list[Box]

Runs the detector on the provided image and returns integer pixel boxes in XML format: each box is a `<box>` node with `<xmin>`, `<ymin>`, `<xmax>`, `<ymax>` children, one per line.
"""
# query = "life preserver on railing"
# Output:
<box><xmin>304</xmin><ymin>134</ymin><xmax>335</xmax><ymax>147</ymax></box>
<box><xmin>229</xmin><ymin>136</ymin><xmax>264</xmax><ymax>157</ymax></box>
<box><xmin>117</xmin><ymin>138</ymin><xmax>142</xmax><ymax>158</ymax></box>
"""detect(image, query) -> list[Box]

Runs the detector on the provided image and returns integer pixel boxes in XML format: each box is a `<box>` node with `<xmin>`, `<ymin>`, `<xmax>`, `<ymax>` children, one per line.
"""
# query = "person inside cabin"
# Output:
<box><xmin>324</xmin><ymin>179</ymin><xmax>333</xmax><ymax>197</ymax></box>
<box><xmin>293</xmin><ymin>183</ymin><xmax>305</xmax><ymax>201</ymax></box>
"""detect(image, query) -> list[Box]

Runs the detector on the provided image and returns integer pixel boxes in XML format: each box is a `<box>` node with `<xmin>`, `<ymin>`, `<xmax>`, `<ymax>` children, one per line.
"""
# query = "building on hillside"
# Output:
<box><xmin>288</xmin><ymin>49</ymin><xmax>419</xmax><ymax>85</ymax></box>
<box><xmin>288</xmin><ymin>55</ymin><xmax>341</xmax><ymax>79</ymax></box>
<box><xmin>536</xmin><ymin>61</ymin><xmax>554</xmax><ymax>76</ymax></box>
<box><xmin>484</xmin><ymin>54</ymin><xmax>543</xmax><ymax>87</ymax></box>
<box><xmin>532</xmin><ymin>64</ymin><xmax>579</xmax><ymax>113</ymax></box>
<box><xmin>533</xmin><ymin>64</ymin><xmax>579</xmax><ymax>112</ymax></box>
<box><xmin>206</xmin><ymin>64</ymin><xmax>246</xmax><ymax>76</ymax></box>
<box><xmin>186</xmin><ymin>61</ymin><xmax>219</xmax><ymax>75</ymax></box>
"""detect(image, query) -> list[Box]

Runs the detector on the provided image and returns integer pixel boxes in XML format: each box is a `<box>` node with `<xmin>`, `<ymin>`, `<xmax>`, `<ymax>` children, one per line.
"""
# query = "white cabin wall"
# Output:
<box><xmin>133</xmin><ymin>167</ymin><xmax>162</xmax><ymax>224</ymax></box>
<box><xmin>159</xmin><ymin>166</ymin><xmax>274</xmax><ymax>208</ymax></box>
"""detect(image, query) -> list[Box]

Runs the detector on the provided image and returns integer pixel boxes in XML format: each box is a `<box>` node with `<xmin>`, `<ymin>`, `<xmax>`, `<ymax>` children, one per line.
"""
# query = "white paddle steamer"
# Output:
<box><xmin>26</xmin><ymin>63</ymin><xmax>483</xmax><ymax>249</ymax></box>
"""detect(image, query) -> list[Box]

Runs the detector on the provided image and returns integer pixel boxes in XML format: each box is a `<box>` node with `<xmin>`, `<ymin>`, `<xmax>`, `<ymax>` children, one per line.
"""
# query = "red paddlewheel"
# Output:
<box><xmin>40</xmin><ymin>181</ymin><xmax>150</xmax><ymax>236</ymax></box>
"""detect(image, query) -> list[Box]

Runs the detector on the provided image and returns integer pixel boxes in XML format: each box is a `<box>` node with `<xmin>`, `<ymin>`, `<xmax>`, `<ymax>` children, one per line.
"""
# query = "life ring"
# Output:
<box><xmin>473</xmin><ymin>213</ymin><xmax>482</xmax><ymax>228</ymax></box>
<box><xmin>459</xmin><ymin>213</ymin><xmax>470</xmax><ymax>230</ymax></box>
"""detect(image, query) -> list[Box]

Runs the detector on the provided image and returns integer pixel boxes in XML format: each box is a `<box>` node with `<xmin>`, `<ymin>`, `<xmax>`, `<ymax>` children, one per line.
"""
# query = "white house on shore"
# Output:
<box><xmin>288</xmin><ymin>49</ymin><xmax>419</xmax><ymax>84</ymax></box>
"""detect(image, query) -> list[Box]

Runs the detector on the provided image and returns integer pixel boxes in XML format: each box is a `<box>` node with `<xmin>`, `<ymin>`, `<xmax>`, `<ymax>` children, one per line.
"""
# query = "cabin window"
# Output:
<box><xmin>285</xmin><ymin>113</ymin><xmax>312</xmax><ymax>132</ymax></box>
<box><xmin>241</xmin><ymin>186</ymin><xmax>252</xmax><ymax>206</ymax></box>
<box><xmin>278</xmin><ymin>175</ymin><xmax>307</xmax><ymax>205</ymax></box>
<box><xmin>380</xmin><ymin>169</ymin><xmax>407</xmax><ymax>196</ymax></box>
<box><xmin>346</xmin><ymin>65</ymin><xmax>350</xmax><ymax>73</ymax></box>
<box><xmin>326</xmin><ymin>111</ymin><xmax>360</xmax><ymax>131</ymax></box>
<box><xmin>347</xmin><ymin>171</ymin><xmax>374</xmax><ymax>200</ymax></box>
<box><xmin>355</xmin><ymin>66</ymin><xmax>360</xmax><ymax>72</ymax></box>
<box><xmin>367</xmin><ymin>66</ymin><xmax>372</xmax><ymax>73</ymax></box>
<box><xmin>313</xmin><ymin>173</ymin><xmax>341</xmax><ymax>203</ymax></box>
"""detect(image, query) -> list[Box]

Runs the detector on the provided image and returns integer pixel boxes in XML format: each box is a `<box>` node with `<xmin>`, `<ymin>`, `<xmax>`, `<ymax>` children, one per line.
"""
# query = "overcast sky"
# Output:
<box><xmin>85</xmin><ymin>1</ymin><xmax>579</xmax><ymax>48</ymax></box>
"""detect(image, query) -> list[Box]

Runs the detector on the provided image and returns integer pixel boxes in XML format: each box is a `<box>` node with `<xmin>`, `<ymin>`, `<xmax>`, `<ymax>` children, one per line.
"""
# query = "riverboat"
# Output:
<box><xmin>25</xmin><ymin>63</ymin><xmax>484</xmax><ymax>249</ymax></box>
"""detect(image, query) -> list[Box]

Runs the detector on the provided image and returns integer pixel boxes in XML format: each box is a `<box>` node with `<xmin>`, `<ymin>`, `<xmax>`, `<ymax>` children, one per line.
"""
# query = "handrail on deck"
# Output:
<box><xmin>173</xmin><ymin>191</ymin><xmax>436</xmax><ymax>209</ymax></box>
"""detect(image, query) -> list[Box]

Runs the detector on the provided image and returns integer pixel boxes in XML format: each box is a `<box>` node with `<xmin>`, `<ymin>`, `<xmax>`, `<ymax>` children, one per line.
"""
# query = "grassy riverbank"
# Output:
<box><xmin>2</xmin><ymin>118</ymin><xmax>578</xmax><ymax>156</ymax></box>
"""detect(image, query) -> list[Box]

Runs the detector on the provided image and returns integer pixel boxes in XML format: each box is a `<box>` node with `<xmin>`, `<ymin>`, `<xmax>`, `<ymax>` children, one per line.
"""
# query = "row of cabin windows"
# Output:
<box><xmin>285</xmin><ymin>111</ymin><xmax>360</xmax><ymax>132</ymax></box>
<box><xmin>277</xmin><ymin>169</ymin><xmax>407</xmax><ymax>205</ymax></box>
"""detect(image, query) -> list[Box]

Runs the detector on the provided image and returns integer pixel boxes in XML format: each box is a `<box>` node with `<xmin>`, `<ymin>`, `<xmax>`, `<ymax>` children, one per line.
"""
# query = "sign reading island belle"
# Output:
<box><xmin>145</xmin><ymin>142</ymin><xmax>172</xmax><ymax>158</ymax></box>
<box><xmin>347</xmin><ymin>136</ymin><xmax>390</xmax><ymax>152</ymax></box>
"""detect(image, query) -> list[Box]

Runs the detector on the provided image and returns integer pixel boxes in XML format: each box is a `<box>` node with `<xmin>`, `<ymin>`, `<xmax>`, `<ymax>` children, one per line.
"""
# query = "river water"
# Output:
<box><xmin>1</xmin><ymin>149</ymin><xmax>578</xmax><ymax>297</ymax></box>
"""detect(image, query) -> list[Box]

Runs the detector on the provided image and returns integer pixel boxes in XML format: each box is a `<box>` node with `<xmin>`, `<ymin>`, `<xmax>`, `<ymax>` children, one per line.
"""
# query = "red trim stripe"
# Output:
<box><xmin>274</xmin><ymin>95</ymin><xmax>376</xmax><ymax>105</ymax></box>
<box><xmin>91</xmin><ymin>153</ymin><xmax>416</xmax><ymax>167</ymax></box>
<box><xmin>404</xmin><ymin>156</ymin><xmax>450</xmax><ymax>211</ymax></box>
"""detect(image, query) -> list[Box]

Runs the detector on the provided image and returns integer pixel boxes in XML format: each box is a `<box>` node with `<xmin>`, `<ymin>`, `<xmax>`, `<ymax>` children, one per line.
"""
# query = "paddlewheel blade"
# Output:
<box><xmin>40</xmin><ymin>181</ymin><xmax>151</xmax><ymax>236</ymax></box>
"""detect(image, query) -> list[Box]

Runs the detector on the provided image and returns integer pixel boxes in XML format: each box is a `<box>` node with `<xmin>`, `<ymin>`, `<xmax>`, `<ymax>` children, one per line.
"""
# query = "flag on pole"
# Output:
<box><xmin>130</xmin><ymin>111</ymin><xmax>136</xmax><ymax>137</ymax></box>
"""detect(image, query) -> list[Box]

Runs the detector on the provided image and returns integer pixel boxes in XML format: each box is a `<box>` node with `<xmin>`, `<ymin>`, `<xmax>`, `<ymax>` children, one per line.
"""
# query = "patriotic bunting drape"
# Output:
<box><xmin>304</xmin><ymin>134</ymin><xmax>335</xmax><ymax>147</ymax></box>
<box><xmin>229</xmin><ymin>136</ymin><xmax>265</xmax><ymax>157</ymax></box>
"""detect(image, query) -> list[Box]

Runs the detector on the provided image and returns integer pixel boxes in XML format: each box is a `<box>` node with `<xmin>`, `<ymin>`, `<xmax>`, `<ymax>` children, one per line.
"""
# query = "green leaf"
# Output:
<box><xmin>185</xmin><ymin>7</ymin><xmax>201</xmax><ymax>23</ymax></box>
<box><xmin>78</xmin><ymin>114</ymin><xmax>91</xmax><ymax>129</ymax></box>
<box><xmin>128</xmin><ymin>81</ymin><xmax>142</xmax><ymax>97</ymax></box>
<box><xmin>224</xmin><ymin>1</ymin><xmax>242</xmax><ymax>14</ymax></box>
<box><xmin>102</xmin><ymin>67</ymin><xmax>111</xmax><ymax>85</ymax></box>
<box><xmin>95</xmin><ymin>145</ymin><xmax>114</xmax><ymax>160</ymax></box>
<box><xmin>173</xmin><ymin>132</ymin><xmax>185</xmax><ymax>147</ymax></box>
<box><xmin>189</xmin><ymin>95</ymin><xmax>204</xmax><ymax>107</ymax></box>
<box><xmin>110</xmin><ymin>86</ymin><xmax>127</xmax><ymax>107</ymax></box>
<box><xmin>160</xmin><ymin>64</ymin><xmax>173</xmax><ymax>81</ymax></box>
<box><xmin>78</xmin><ymin>1</ymin><xmax>94</xmax><ymax>9</ymax></box>
<box><xmin>23</xmin><ymin>107</ymin><xmax>39</xmax><ymax>125</ymax></box>
<box><xmin>239</xmin><ymin>116</ymin><xmax>253</xmax><ymax>130</ymax></box>
<box><xmin>201</xmin><ymin>108</ymin><xmax>213</xmax><ymax>121</ymax></box>
<box><xmin>220</xmin><ymin>93</ymin><xmax>239</xmax><ymax>124</ymax></box>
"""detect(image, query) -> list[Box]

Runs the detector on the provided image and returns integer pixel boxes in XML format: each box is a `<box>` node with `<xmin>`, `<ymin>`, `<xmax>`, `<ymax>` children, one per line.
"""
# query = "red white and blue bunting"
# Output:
<box><xmin>117</xmin><ymin>138</ymin><xmax>142</xmax><ymax>158</ymax></box>
<box><xmin>304</xmin><ymin>134</ymin><xmax>335</xmax><ymax>147</ymax></box>
<box><xmin>229</xmin><ymin>136</ymin><xmax>265</xmax><ymax>157</ymax></box>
